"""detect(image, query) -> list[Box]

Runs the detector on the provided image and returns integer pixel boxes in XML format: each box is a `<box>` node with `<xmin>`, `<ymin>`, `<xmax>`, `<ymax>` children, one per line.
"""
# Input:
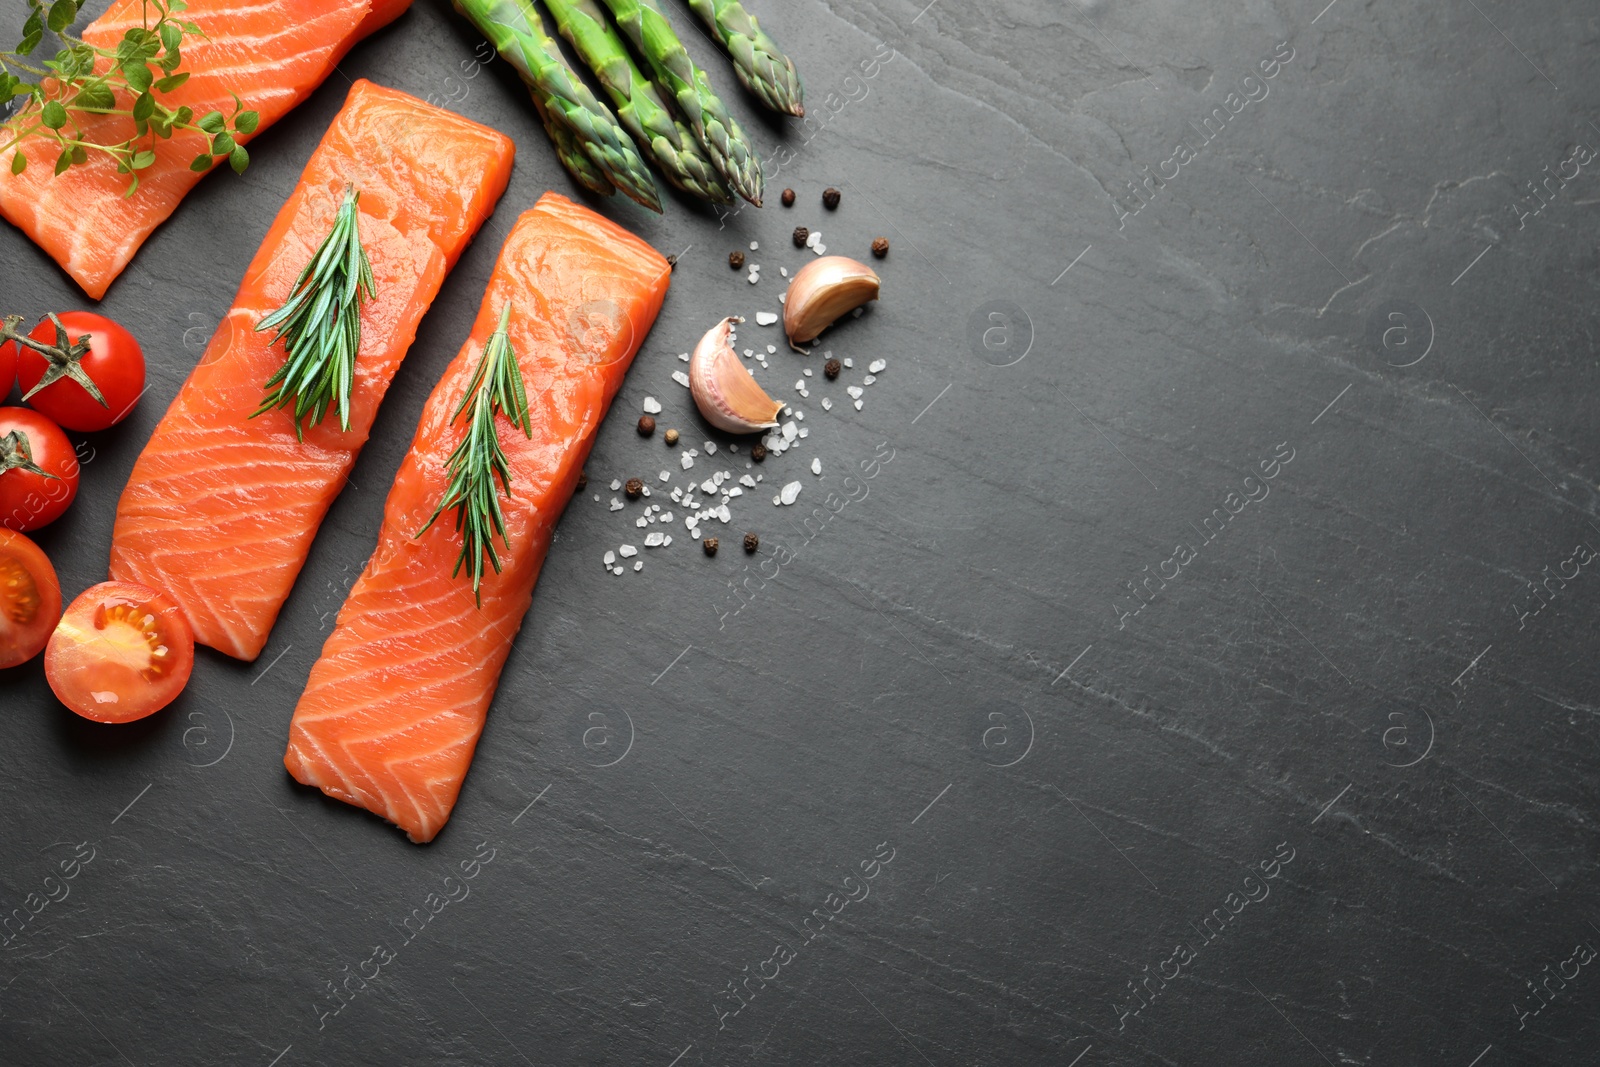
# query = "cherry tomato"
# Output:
<box><xmin>46</xmin><ymin>581</ymin><xmax>195</xmax><ymax>723</ymax></box>
<box><xmin>0</xmin><ymin>407</ymin><xmax>79</xmax><ymax>532</ymax></box>
<box><xmin>0</xmin><ymin>529</ymin><xmax>62</xmax><ymax>669</ymax></box>
<box><xmin>14</xmin><ymin>312</ymin><xmax>145</xmax><ymax>432</ymax></box>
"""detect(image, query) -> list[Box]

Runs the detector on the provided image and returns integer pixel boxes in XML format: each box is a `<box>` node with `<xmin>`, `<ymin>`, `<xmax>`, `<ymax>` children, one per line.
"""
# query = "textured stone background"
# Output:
<box><xmin>2</xmin><ymin>1</ymin><xmax>1598</xmax><ymax>1064</ymax></box>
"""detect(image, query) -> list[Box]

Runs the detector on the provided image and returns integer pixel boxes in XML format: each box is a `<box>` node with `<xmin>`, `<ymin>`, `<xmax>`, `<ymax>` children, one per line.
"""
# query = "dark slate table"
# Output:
<box><xmin>3</xmin><ymin>1</ymin><xmax>1598</xmax><ymax>1064</ymax></box>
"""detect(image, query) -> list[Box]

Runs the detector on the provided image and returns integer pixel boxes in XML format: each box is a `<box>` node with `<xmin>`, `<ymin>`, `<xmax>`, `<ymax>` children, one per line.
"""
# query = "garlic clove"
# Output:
<box><xmin>689</xmin><ymin>316</ymin><xmax>784</xmax><ymax>434</ymax></box>
<box><xmin>783</xmin><ymin>255</ymin><xmax>880</xmax><ymax>349</ymax></box>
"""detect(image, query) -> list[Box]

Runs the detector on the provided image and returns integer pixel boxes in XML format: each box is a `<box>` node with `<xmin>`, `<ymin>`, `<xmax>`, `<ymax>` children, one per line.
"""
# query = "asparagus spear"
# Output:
<box><xmin>451</xmin><ymin>0</ymin><xmax>661</xmax><ymax>212</ymax></box>
<box><xmin>533</xmin><ymin>94</ymin><xmax>617</xmax><ymax>198</ymax></box>
<box><xmin>685</xmin><ymin>0</ymin><xmax>804</xmax><ymax>117</ymax></box>
<box><xmin>543</xmin><ymin>0</ymin><xmax>733</xmax><ymax>204</ymax></box>
<box><xmin>597</xmin><ymin>0</ymin><xmax>764</xmax><ymax>206</ymax></box>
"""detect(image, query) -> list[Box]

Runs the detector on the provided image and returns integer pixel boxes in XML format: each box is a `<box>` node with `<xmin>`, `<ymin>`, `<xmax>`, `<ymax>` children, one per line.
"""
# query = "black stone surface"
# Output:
<box><xmin>3</xmin><ymin>1</ymin><xmax>1599</xmax><ymax>1064</ymax></box>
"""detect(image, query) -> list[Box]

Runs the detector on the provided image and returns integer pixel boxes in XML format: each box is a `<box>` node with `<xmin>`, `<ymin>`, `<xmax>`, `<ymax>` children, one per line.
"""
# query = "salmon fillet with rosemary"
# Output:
<box><xmin>284</xmin><ymin>192</ymin><xmax>670</xmax><ymax>843</ymax></box>
<box><xmin>108</xmin><ymin>79</ymin><xmax>514</xmax><ymax>661</ymax></box>
<box><xmin>0</xmin><ymin>0</ymin><xmax>412</xmax><ymax>300</ymax></box>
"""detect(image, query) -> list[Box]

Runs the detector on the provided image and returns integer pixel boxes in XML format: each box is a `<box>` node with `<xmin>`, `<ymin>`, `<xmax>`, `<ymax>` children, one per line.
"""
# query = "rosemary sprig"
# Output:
<box><xmin>416</xmin><ymin>304</ymin><xmax>534</xmax><ymax>605</ymax></box>
<box><xmin>1</xmin><ymin>0</ymin><xmax>259</xmax><ymax>197</ymax></box>
<box><xmin>251</xmin><ymin>185</ymin><xmax>375</xmax><ymax>441</ymax></box>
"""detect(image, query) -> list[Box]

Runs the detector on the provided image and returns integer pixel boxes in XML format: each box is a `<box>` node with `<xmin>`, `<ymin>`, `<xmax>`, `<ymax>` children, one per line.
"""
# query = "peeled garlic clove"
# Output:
<box><xmin>689</xmin><ymin>316</ymin><xmax>784</xmax><ymax>434</ymax></box>
<box><xmin>783</xmin><ymin>255</ymin><xmax>881</xmax><ymax>348</ymax></box>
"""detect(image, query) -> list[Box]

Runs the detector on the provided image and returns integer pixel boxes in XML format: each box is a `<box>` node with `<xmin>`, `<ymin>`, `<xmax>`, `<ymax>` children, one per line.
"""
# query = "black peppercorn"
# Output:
<box><xmin>666</xmin><ymin>254</ymin><xmax>678</xmax><ymax>270</ymax></box>
<box><xmin>729</xmin><ymin>250</ymin><xmax>745</xmax><ymax>269</ymax></box>
<box><xmin>637</xmin><ymin>415</ymin><xmax>656</xmax><ymax>436</ymax></box>
<box><xmin>824</xmin><ymin>358</ymin><xmax>841</xmax><ymax>380</ymax></box>
<box><xmin>625</xmin><ymin>477</ymin><xmax>643</xmax><ymax>499</ymax></box>
<box><xmin>751</xmin><ymin>444</ymin><xmax>767</xmax><ymax>462</ymax></box>
<box><xmin>792</xmin><ymin>226</ymin><xmax>809</xmax><ymax>248</ymax></box>
<box><xmin>743</xmin><ymin>533</ymin><xmax>759</xmax><ymax>553</ymax></box>
<box><xmin>781</xmin><ymin>187</ymin><xmax>796</xmax><ymax>207</ymax></box>
<box><xmin>822</xmin><ymin>187</ymin><xmax>841</xmax><ymax>209</ymax></box>
<box><xmin>703</xmin><ymin>537</ymin><xmax>719</xmax><ymax>556</ymax></box>
<box><xmin>871</xmin><ymin>237</ymin><xmax>889</xmax><ymax>258</ymax></box>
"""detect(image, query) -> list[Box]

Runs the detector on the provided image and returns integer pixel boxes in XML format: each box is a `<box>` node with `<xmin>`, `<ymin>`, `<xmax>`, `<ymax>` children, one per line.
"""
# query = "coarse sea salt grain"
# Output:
<box><xmin>755</xmin><ymin>311</ymin><xmax>778</xmax><ymax>326</ymax></box>
<box><xmin>681</xmin><ymin>454</ymin><xmax>694</xmax><ymax>470</ymax></box>
<box><xmin>780</xmin><ymin>267</ymin><xmax>788</xmax><ymax>277</ymax></box>
<box><xmin>663</xmin><ymin>535</ymin><xmax>673</xmax><ymax>546</ymax></box>
<box><xmin>634</xmin><ymin>561</ymin><xmax>643</xmax><ymax>572</ymax></box>
<box><xmin>592</xmin><ymin>493</ymin><xmax>600</xmax><ymax>502</ymax></box>
<box><xmin>717</xmin><ymin>504</ymin><xmax>732</xmax><ymax>522</ymax></box>
<box><xmin>610</xmin><ymin>478</ymin><xmax>622</xmax><ymax>491</ymax></box>
<box><xmin>843</xmin><ymin>357</ymin><xmax>853</xmax><ymax>368</ymax></box>
<box><xmin>705</xmin><ymin>441</ymin><xmax>717</xmax><ymax>455</ymax></box>
<box><xmin>815</xmin><ymin>244</ymin><xmax>826</xmax><ymax>255</ymax></box>
<box><xmin>750</xmin><ymin>240</ymin><xmax>759</xmax><ymax>250</ymax></box>
<box><xmin>646</xmin><ymin>532</ymin><xmax>665</xmax><ymax>547</ymax></box>
<box><xmin>794</xmin><ymin>411</ymin><xmax>804</xmax><ymax>421</ymax></box>
<box><xmin>806</xmin><ymin>230</ymin><xmax>820</xmax><ymax>248</ymax></box>
<box><xmin>782</xmin><ymin>421</ymin><xmax>797</xmax><ymax>440</ymax></box>
<box><xmin>727</xmin><ymin>486</ymin><xmax>743</xmax><ymax>498</ymax></box>
<box><xmin>821</xmin><ymin>397</ymin><xmax>833</xmax><ymax>410</ymax></box>
<box><xmin>748</xmin><ymin>273</ymin><xmax>759</xmax><ymax>284</ymax></box>
<box><xmin>864</xmin><ymin>374</ymin><xmax>876</xmax><ymax>385</ymax></box>
<box><xmin>642</xmin><ymin>396</ymin><xmax>662</xmax><ymax>413</ymax></box>
<box><xmin>701</xmin><ymin>479</ymin><xmax>716</xmax><ymax>494</ymax></box>
<box><xmin>613</xmin><ymin>566</ymin><xmax>625</xmax><ymax>576</ymax></box>
<box><xmin>869</xmin><ymin>359</ymin><xmax>886</xmax><ymax>373</ymax></box>
<box><xmin>847</xmin><ymin>385</ymin><xmax>864</xmax><ymax>399</ymax></box>
<box><xmin>779</xmin><ymin>293</ymin><xmax>786</xmax><ymax>305</ymax></box>
<box><xmin>609</xmin><ymin>498</ymin><xmax>624</xmax><ymax>511</ymax></box>
<box><xmin>672</xmin><ymin>370</ymin><xmax>690</xmax><ymax>388</ymax></box>
<box><xmin>660</xmin><ymin>511</ymin><xmax>673</xmax><ymax>522</ymax></box>
<box><xmin>678</xmin><ymin>351</ymin><xmax>689</xmax><ymax>362</ymax></box>
<box><xmin>794</xmin><ymin>379</ymin><xmax>806</xmax><ymax>393</ymax></box>
<box><xmin>780</xmin><ymin>481</ymin><xmax>802</xmax><ymax>505</ymax></box>
<box><xmin>766</xmin><ymin>344</ymin><xmax>776</xmax><ymax>355</ymax></box>
<box><xmin>740</xmin><ymin>474</ymin><xmax>756</xmax><ymax>488</ymax></box>
<box><xmin>854</xmin><ymin>399</ymin><xmax>864</xmax><ymax>410</ymax></box>
<box><xmin>603</xmin><ymin>551</ymin><xmax>615</xmax><ymax>566</ymax></box>
<box><xmin>811</xmin><ymin>458</ymin><xmax>822</xmax><ymax>475</ymax></box>
<box><xmin>659</xmin><ymin>470</ymin><xmax>670</xmax><ymax>482</ymax></box>
<box><xmin>798</xmin><ymin>427</ymin><xmax>809</xmax><ymax>438</ymax></box>
<box><xmin>636</xmin><ymin>517</ymin><xmax>648</xmax><ymax>528</ymax></box>
<box><xmin>619</xmin><ymin>545</ymin><xmax>637</xmax><ymax>558</ymax></box>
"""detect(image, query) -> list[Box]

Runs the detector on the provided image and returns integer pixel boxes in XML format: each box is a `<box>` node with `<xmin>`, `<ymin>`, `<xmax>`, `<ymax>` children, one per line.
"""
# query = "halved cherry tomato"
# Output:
<box><xmin>0</xmin><ymin>407</ymin><xmax>79</xmax><ymax>532</ymax></box>
<box><xmin>13</xmin><ymin>312</ymin><xmax>145</xmax><ymax>432</ymax></box>
<box><xmin>46</xmin><ymin>581</ymin><xmax>194</xmax><ymax>723</ymax></box>
<box><xmin>0</xmin><ymin>529</ymin><xmax>62</xmax><ymax>669</ymax></box>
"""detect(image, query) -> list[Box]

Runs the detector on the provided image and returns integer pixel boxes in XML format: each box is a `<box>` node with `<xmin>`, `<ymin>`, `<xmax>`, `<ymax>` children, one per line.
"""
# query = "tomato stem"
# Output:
<box><xmin>0</xmin><ymin>430</ymin><xmax>61</xmax><ymax>481</ymax></box>
<box><xmin>2</xmin><ymin>313</ymin><xmax>109</xmax><ymax>408</ymax></box>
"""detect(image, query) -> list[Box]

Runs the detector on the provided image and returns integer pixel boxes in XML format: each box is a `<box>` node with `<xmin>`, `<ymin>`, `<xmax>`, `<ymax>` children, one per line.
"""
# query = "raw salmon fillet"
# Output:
<box><xmin>109</xmin><ymin>80</ymin><xmax>515</xmax><ymax>661</ymax></box>
<box><xmin>0</xmin><ymin>0</ymin><xmax>413</xmax><ymax>300</ymax></box>
<box><xmin>284</xmin><ymin>192</ymin><xmax>670</xmax><ymax>843</ymax></box>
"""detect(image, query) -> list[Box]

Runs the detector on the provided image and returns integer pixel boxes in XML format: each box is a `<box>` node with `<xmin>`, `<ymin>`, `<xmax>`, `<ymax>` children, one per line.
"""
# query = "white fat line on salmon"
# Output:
<box><xmin>311</xmin><ymin>841</ymin><xmax>497</xmax><ymax>1032</ymax></box>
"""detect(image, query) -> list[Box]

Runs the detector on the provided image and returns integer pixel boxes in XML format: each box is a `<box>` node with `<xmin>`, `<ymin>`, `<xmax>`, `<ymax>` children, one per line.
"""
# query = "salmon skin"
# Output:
<box><xmin>0</xmin><ymin>0</ymin><xmax>413</xmax><ymax>300</ymax></box>
<box><xmin>109</xmin><ymin>80</ymin><xmax>514</xmax><ymax>662</ymax></box>
<box><xmin>285</xmin><ymin>192</ymin><xmax>670</xmax><ymax>843</ymax></box>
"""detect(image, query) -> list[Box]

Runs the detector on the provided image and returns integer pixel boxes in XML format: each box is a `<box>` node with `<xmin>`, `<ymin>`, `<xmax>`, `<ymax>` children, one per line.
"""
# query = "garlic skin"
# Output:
<box><xmin>689</xmin><ymin>317</ymin><xmax>784</xmax><ymax>434</ymax></box>
<box><xmin>783</xmin><ymin>256</ymin><xmax>880</xmax><ymax>348</ymax></box>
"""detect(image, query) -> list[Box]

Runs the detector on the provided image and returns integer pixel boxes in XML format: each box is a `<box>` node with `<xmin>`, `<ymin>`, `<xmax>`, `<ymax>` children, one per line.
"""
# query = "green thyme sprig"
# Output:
<box><xmin>0</xmin><ymin>0</ymin><xmax>259</xmax><ymax>196</ymax></box>
<box><xmin>416</xmin><ymin>304</ymin><xmax>534</xmax><ymax>605</ymax></box>
<box><xmin>251</xmin><ymin>185</ymin><xmax>375</xmax><ymax>441</ymax></box>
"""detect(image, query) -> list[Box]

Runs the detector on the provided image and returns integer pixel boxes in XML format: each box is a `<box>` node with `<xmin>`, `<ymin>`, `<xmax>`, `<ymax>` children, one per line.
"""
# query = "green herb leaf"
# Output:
<box><xmin>70</xmin><ymin>144</ymin><xmax>85</xmax><ymax>165</ymax></box>
<box><xmin>46</xmin><ymin>0</ymin><xmax>78</xmax><ymax>33</ymax></box>
<box><xmin>122</xmin><ymin>60</ymin><xmax>152</xmax><ymax>93</ymax></box>
<box><xmin>228</xmin><ymin>143</ymin><xmax>248</xmax><ymax>174</ymax></box>
<box><xmin>131</xmin><ymin>149</ymin><xmax>156</xmax><ymax>170</ymax></box>
<box><xmin>154</xmin><ymin>71</ymin><xmax>188</xmax><ymax>93</ymax></box>
<box><xmin>233</xmin><ymin>110</ymin><xmax>259</xmax><ymax>135</ymax></box>
<box><xmin>174</xmin><ymin>105</ymin><xmax>193</xmax><ymax>125</ymax></box>
<box><xmin>132</xmin><ymin>91</ymin><xmax>155</xmax><ymax>122</ymax></box>
<box><xmin>252</xmin><ymin>185</ymin><xmax>376</xmax><ymax>442</ymax></box>
<box><xmin>415</xmin><ymin>304</ymin><xmax>533</xmax><ymax>605</ymax></box>
<box><xmin>210</xmin><ymin>131</ymin><xmax>234</xmax><ymax>155</ymax></box>
<box><xmin>53</xmin><ymin>148</ymin><xmax>72</xmax><ymax>175</ymax></box>
<box><xmin>188</xmin><ymin>153</ymin><xmax>212</xmax><ymax>172</ymax></box>
<box><xmin>196</xmin><ymin>109</ymin><xmax>225</xmax><ymax>134</ymax></box>
<box><xmin>157</xmin><ymin>45</ymin><xmax>182</xmax><ymax>74</ymax></box>
<box><xmin>10</xmin><ymin>153</ymin><xmax>26</xmax><ymax>176</ymax></box>
<box><xmin>73</xmin><ymin>82</ymin><xmax>115</xmax><ymax>111</ymax></box>
<box><xmin>159</xmin><ymin>21</ymin><xmax>181</xmax><ymax>53</ymax></box>
<box><xmin>122</xmin><ymin>173</ymin><xmax>140</xmax><ymax>198</ymax></box>
<box><xmin>40</xmin><ymin>100</ymin><xmax>67</xmax><ymax>129</ymax></box>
